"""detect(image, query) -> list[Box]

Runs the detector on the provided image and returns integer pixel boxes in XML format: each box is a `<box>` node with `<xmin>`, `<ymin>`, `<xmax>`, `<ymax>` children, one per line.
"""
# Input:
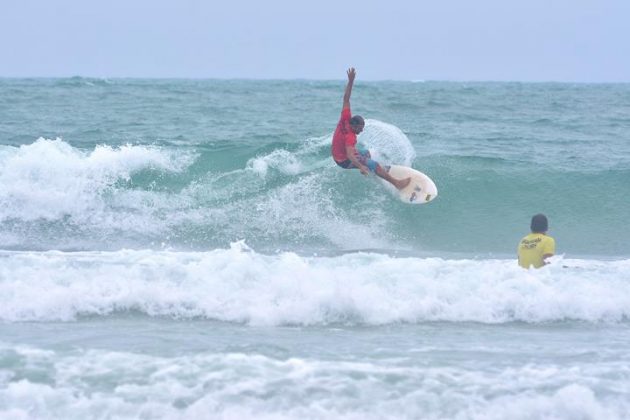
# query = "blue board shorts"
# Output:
<box><xmin>335</xmin><ymin>146</ymin><xmax>378</xmax><ymax>172</ymax></box>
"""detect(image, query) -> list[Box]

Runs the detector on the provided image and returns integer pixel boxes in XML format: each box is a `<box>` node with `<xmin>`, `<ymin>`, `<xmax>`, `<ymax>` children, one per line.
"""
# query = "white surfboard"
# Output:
<box><xmin>386</xmin><ymin>165</ymin><xmax>438</xmax><ymax>204</ymax></box>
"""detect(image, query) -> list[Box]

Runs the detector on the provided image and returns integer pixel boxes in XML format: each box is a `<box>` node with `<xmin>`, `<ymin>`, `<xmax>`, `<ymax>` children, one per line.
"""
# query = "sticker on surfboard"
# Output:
<box><xmin>386</xmin><ymin>164</ymin><xmax>438</xmax><ymax>204</ymax></box>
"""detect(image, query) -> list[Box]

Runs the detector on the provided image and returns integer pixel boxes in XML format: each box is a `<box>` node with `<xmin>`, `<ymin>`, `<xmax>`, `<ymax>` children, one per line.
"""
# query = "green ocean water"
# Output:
<box><xmin>2</xmin><ymin>79</ymin><xmax>630</xmax><ymax>419</ymax></box>
<box><xmin>1</xmin><ymin>78</ymin><xmax>629</xmax><ymax>256</ymax></box>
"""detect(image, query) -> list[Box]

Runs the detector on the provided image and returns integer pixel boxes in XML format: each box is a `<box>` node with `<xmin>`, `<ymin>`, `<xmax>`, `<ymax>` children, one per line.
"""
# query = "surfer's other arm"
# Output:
<box><xmin>346</xmin><ymin>144</ymin><xmax>369</xmax><ymax>175</ymax></box>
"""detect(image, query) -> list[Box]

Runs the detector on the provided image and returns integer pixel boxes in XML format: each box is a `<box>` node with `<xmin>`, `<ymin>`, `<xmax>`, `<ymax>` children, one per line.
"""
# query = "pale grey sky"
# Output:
<box><xmin>1</xmin><ymin>0</ymin><xmax>628</xmax><ymax>81</ymax></box>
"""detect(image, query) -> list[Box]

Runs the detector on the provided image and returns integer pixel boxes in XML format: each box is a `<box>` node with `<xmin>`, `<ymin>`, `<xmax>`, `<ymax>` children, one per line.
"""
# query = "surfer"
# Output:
<box><xmin>517</xmin><ymin>214</ymin><xmax>556</xmax><ymax>268</ymax></box>
<box><xmin>331</xmin><ymin>68</ymin><xmax>410</xmax><ymax>190</ymax></box>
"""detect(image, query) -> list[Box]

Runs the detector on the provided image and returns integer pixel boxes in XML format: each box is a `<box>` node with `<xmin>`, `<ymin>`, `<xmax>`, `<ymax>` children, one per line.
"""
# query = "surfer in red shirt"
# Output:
<box><xmin>332</xmin><ymin>68</ymin><xmax>410</xmax><ymax>190</ymax></box>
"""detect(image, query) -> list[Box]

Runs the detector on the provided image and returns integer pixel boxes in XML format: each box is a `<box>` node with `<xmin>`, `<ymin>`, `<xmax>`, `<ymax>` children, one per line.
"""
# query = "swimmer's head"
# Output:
<box><xmin>530</xmin><ymin>214</ymin><xmax>548</xmax><ymax>233</ymax></box>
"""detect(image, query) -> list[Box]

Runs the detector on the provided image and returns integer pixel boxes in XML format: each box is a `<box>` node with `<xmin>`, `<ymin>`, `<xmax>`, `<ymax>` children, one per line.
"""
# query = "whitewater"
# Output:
<box><xmin>1</xmin><ymin>78</ymin><xmax>629</xmax><ymax>419</ymax></box>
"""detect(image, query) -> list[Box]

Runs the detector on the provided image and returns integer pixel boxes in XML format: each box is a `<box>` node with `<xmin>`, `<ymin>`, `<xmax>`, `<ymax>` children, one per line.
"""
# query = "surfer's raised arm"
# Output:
<box><xmin>342</xmin><ymin>67</ymin><xmax>356</xmax><ymax>109</ymax></box>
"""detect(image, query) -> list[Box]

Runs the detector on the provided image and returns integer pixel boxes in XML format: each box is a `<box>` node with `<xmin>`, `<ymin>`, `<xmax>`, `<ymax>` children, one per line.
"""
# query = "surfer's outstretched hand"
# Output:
<box><xmin>347</xmin><ymin>68</ymin><xmax>356</xmax><ymax>82</ymax></box>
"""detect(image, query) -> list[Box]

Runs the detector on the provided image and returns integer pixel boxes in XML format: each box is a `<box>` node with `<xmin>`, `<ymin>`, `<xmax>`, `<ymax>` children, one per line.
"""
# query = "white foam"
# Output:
<box><xmin>0</xmin><ymin>344</ymin><xmax>628</xmax><ymax>419</ymax></box>
<box><xmin>248</xmin><ymin>150</ymin><xmax>303</xmax><ymax>177</ymax></box>
<box><xmin>463</xmin><ymin>384</ymin><xmax>623</xmax><ymax>420</ymax></box>
<box><xmin>360</xmin><ymin>120</ymin><xmax>416</xmax><ymax>166</ymax></box>
<box><xmin>181</xmin><ymin>155</ymin><xmax>392</xmax><ymax>250</ymax></box>
<box><xmin>0</xmin><ymin>138</ymin><xmax>196</xmax><ymax>222</ymax></box>
<box><xmin>1</xmin><ymin>245</ymin><xmax>629</xmax><ymax>324</ymax></box>
<box><xmin>0</xmin><ymin>136</ymin><xmax>398</xmax><ymax>251</ymax></box>
<box><xmin>247</xmin><ymin>133</ymin><xmax>337</xmax><ymax>179</ymax></box>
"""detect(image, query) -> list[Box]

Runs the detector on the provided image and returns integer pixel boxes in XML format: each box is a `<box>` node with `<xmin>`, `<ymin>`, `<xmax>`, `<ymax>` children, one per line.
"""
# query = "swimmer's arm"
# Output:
<box><xmin>542</xmin><ymin>238</ymin><xmax>555</xmax><ymax>265</ymax></box>
<box><xmin>346</xmin><ymin>144</ymin><xmax>369</xmax><ymax>176</ymax></box>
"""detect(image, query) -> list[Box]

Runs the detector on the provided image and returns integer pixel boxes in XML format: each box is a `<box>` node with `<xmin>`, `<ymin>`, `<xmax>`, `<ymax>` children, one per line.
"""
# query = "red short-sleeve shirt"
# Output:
<box><xmin>331</xmin><ymin>107</ymin><xmax>357</xmax><ymax>162</ymax></box>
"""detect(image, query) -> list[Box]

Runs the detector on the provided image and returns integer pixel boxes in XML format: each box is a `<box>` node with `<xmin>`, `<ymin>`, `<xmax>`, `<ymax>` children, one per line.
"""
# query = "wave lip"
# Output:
<box><xmin>1</xmin><ymin>244</ymin><xmax>629</xmax><ymax>325</ymax></box>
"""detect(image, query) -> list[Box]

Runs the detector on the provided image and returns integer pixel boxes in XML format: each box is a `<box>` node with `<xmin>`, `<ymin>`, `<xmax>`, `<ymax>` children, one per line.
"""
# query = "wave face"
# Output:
<box><xmin>1</xmin><ymin>79</ymin><xmax>629</xmax><ymax>256</ymax></box>
<box><xmin>1</xmin><ymin>244</ymin><xmax>629</xmax><ymax>325</ymax></box>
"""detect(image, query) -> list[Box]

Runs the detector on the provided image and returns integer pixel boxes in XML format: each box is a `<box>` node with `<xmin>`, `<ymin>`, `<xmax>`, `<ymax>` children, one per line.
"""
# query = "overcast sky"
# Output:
<box><xmin>1</xmin><ymin>0</ymin><xmax>628</xmax><ymax>82</ymax></box>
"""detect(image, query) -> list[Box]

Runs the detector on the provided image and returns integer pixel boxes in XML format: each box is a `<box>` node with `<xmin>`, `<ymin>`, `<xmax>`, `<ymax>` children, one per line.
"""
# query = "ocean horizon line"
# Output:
<box><xmin>1</xmin><ymin>75</ymin><xmax>629</xmax><ymax>85</ymax></box>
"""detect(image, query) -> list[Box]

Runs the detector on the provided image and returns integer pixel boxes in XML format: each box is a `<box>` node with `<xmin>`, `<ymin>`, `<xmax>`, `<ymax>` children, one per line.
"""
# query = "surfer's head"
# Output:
<box><xmin>530</xmin><ymin>213</ymin><xmax>548</xmax><ymax>233</ymax></box>
<box><xmin>350</xmin><ymin>115</ymin><xmax>365</xmax><ymax>134</ymax></box>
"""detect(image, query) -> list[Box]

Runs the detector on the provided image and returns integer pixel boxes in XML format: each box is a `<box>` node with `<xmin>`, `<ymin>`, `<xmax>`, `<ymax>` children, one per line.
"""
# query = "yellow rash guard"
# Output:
<box><xmin>518</xmin><ymin>233</ymin><xmax>555</xmax><ymax>269</ymax></box>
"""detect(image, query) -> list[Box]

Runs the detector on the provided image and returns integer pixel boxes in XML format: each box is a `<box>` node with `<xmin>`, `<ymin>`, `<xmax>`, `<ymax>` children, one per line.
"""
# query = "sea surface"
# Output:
<box><xmin>1</xmin><ymin>78</ymin><xmax>629</xmax><ymax>419</ymax></box>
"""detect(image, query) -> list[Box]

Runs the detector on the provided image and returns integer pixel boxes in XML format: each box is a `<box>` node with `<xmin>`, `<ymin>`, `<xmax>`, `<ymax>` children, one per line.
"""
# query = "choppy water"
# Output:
<box><xmin>1</xmin><ymin>78</ymin><xmax>629</xmax><ymax>419</ymax></box>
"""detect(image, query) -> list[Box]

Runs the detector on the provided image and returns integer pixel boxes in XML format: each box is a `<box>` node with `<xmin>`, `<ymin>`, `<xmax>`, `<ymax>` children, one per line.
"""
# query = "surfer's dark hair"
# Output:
<box><xmin>530</xmin><ymin>214</ymin><xmax>548</xmax><ymax>233</ymax></box>
<box><xmin>350</xmin><ymin>115</ymin><xmax>364</xmax><ymax>127</ymax></box>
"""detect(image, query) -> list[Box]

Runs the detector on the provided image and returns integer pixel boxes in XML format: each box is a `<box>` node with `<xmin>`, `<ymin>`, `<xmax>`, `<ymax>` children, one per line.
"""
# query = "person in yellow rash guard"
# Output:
<box><xmin>518</xmin><ymin>214</ymin><xmax>555</xmax><ymax>269</ymax></box>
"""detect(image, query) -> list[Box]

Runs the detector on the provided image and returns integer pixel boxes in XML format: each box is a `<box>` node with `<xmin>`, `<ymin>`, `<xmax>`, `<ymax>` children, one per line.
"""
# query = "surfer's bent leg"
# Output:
<box><xmin>335</xmin><ymin>149</ymin><xmax>377</xmax><ymax>173</ymax></box>
<box><xmin>335</xmin><ymin>159</ymin><xmax>353</xmax><ymax>169</ymax></box>
<box><xmin>336</xmin><ymin>150</ymin><xmax>410</xmax><ymax>190</ymax></box>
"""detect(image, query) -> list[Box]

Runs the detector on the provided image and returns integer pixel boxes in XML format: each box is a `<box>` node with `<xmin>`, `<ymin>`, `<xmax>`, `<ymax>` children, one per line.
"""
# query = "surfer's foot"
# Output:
<box><xmin>395</xmin><ymin>177</ymin><xmax>411</xmax><ymax>190</ymax></box>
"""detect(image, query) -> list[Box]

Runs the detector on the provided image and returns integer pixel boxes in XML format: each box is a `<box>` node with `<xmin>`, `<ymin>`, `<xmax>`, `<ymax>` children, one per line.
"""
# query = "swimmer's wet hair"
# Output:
<box><xmin>531</xmin><ymin>214</ymin><xmax>548</xmax><ymax>233</ymax></box>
